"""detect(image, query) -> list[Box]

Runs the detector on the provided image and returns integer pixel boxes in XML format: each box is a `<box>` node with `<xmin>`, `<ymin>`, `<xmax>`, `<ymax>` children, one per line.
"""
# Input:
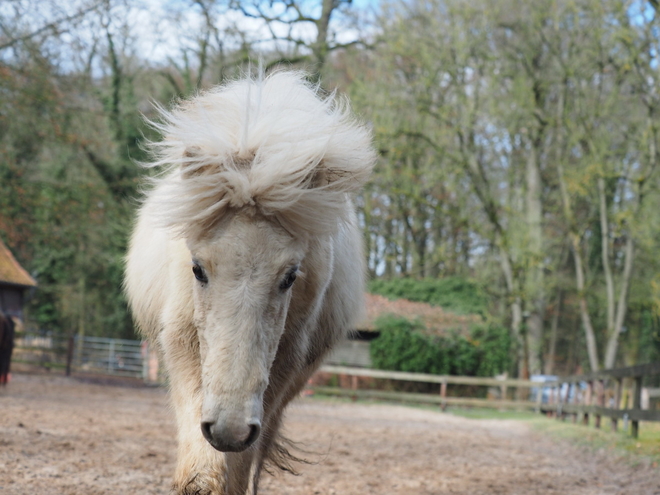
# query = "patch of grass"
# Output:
<box><xmin>449</xmin><ymin>406</ymin><xmax>660</xmax><ymax>464</ymax></box>
<box><xmin>446</xmin><ymin>407</ymin><xmax>538</xmax><ymax>421</ymax></box>
<box><xmin>532</xmin><ymin>416</ymin><xmax>660</xmax><ymax>464</ymax></box>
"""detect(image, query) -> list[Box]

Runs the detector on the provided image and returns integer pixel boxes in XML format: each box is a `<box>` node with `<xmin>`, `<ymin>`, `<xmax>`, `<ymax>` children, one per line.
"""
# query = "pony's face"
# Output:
<box><xmin>187</xmin><ymin>213</ymin><xmax>307</xmax><ymax>453</ymax></box>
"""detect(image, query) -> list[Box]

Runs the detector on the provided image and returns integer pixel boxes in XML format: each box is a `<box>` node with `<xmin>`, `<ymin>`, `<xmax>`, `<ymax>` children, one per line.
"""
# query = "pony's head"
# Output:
<box><xmin>146</xmin><ymin>72</ymin><xmax>374</xmax><ymax>452</ymax></box>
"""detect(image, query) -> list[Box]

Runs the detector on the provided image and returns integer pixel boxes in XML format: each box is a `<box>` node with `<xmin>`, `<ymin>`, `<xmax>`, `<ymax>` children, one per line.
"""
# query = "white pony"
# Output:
<box><xmin>124</xmin><ymin>71</ymin><xmax>375</xmax><ymax>494</ymax></box>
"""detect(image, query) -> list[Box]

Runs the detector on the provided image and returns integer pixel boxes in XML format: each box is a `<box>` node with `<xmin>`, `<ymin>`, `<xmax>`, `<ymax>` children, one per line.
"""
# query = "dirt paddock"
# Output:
<box><xmin>0</xmin><ymin>373</ymin><xmax>658</xmax><ymax>494</ymax></box>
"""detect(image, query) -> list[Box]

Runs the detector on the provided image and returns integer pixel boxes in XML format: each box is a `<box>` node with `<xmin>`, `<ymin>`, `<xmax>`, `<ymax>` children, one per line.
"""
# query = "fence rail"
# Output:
<box><xmin>314</xmin><ymin>365</ymin><xmax>543</xmax><ymax>412</ymax></box>
<box><xmin>15</xmin><ymin>333</ymin><xmax>660</xmax><ymax>438</ymax></box>
<box><xmin>540</xmin><ymin>362</ymin><xmax>660</xmax><ymax>438</ymax></box>
<box><xmin>320</xmin><ymin>365</ymin><xmax>536</xmax><ymax>387</ymax></box>
<box><xmin>312</xmin><ymin>363</ymin><xmax>660</xmax><ymax>438</ymax></box>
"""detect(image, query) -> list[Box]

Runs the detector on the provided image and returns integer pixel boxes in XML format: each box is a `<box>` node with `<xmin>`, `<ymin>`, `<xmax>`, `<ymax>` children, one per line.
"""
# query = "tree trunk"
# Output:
<box><xmin>557</xmin><ymin>158</ymin><xmax>600</xmax><ymax>371</ymax></box>
<box><xmin>384</xmin><ymin>219</ymin><xmax>395</xmax><ymax>278</ymax></box>
<box><xmin>545</xmin><ymin>289</ymin><xmax>562</xmax><ymax>375</ymax></box>
<box><xmin>604</xmin><ymin>235</ymin><xmax>634</xmax><ymax>368</ymax></box>
<box><xmin>525</xmin><ymin>141</ymin><xmax>544</xmax><ymax>376</ymax></box>
<box><xmin>106</xmin><ymin>29</ymin><xmax>122</xmax><ymax>143</ymax></box>
<box><xmin>571</xmin><ymin>232</ymin><xmax>600</xmax><ymax>371</ymax></box>
<box><xmin>313</xmin><ymin>0</ymin><xmax>336</xmax><ymax>71</ymax></box>
<box><xmin>498</xmin><ymin>238</ymin><xmax>526</xmax><ymax>378</ymax></box>
<box><xmin>598</xmin><ymin>177</ymin><xmax>616</xmax><ymax>339</ymax></box>
<box><xmin>361</xmin><ymin>194</ymin><xmax>376</xmax><ymax>279</ymax></box>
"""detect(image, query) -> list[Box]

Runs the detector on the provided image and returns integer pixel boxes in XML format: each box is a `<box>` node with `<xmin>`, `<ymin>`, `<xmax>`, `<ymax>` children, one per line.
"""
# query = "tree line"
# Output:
<box><xmin>1</xmin><ymin>0</ymin><xmax>659</xmax><ymax>376</ymax></box>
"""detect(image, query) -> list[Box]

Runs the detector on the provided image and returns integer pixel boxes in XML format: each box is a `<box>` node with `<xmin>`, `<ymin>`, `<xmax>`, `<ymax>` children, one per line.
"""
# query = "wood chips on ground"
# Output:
<box><xmin>0</xmin><ymin>373</ymin><xmax>658</xmax><ymax>495</ymax></box>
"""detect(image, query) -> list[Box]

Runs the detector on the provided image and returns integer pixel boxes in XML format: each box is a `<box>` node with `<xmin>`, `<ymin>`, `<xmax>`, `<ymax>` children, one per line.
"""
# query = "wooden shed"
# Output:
<box><xmin>0</xmin><ymin>238</ymin><xmax>37</xmax><ymax>320</ymax></box>
<box><xmin>325</xmin><ymin>293</ymin><xmax>483</xmax><ymax>367</ymax></box>
<box><xmin>357</xmin><ymin>293</ymin><xmax>482</xmax><ymax>337</ymax></box>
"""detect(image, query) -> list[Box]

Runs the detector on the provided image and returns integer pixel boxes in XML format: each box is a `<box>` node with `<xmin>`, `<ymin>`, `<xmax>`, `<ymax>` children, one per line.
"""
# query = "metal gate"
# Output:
<box><xmin>15</xmin><ymin>333</ymin><xmax>159</xmax><ymax>381</ymax></box>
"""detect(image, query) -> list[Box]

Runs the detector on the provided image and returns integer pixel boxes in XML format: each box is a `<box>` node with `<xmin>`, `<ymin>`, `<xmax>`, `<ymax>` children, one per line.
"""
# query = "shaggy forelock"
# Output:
<box><xmin>143</xmin><ymin>71</ymin><xmax>375</xmax><ymax>240</ymax></box>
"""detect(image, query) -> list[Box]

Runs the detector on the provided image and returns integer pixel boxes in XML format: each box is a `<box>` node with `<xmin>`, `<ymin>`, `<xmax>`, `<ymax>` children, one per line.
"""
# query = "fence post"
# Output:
<box><xmin>583</xmin><ymin>381</ymin><xmax>592</xmax><ymax>426</ymax></box>
<box><xmin>568</xmin><ymin>382</ymin><xmax>574</xmax><ymax>423</ymax></box>
<box><xmin>108</xmin><ymin>339</ymin><xmax>115</xmax><ymax>374</ymax></box>
<box><xmin>554</xmin><ymin>384</ymin><xmax>561</xmax><ymax>418</ymax></box>
<box><xmin>76</xmin><ymin>333</ymin><xmax>84</xmax><ymax>370</ymax></box>
<box><xmin>595</xmin><ymin>379</ymin><xmax>604</xmax><ymax>429</ymax></box>
<box><xmin>612</xmin><ymin>378</ymin><xmax>622</xmax><ymax>432</ymax></box>
<box><xmin>535</xmin><ymin>382</ymin><xmax>543</xmax><ymax>414</ymax></box>
<box><xmin>351</xmin><ymin>375</ymin><xmax>358</xmax><ymax>402</ymax></box>
<box><xmin>65</xmin><ymin>335</ymin><xmax>74</xmax><ymax>376</ymax></box>
<box><xmin>440</xmin><ymin>378</ymin><xmax>447</xmax><ymax>412</ymax></box>
<box><xmin>632</xmin><ymin>375</ymin><xmax>642</xmax><ymax>439</ymax></box>
<box><xmin>561</xmin><ymin>381</ymin><xmax>570</xmax><ymax>421</ymax></box>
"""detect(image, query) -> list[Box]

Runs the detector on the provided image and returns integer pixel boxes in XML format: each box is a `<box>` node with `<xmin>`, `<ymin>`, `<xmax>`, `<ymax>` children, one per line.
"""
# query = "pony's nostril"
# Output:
<box><xmin>201</xmin><ymin>421</ymin><xmax>214</xmax><ymax>443</ymax></box>
<box><xmin>245</xmin><ymin>422</ymin><xmax>261</xmax><ymax>446</ymax></box>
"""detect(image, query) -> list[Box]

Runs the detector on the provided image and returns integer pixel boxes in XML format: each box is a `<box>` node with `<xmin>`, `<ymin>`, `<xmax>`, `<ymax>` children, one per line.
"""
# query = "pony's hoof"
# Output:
<box><xmin>173</xmin><ymin>472</ymin><xmax>225</xmax><ymax>495</ymax></box>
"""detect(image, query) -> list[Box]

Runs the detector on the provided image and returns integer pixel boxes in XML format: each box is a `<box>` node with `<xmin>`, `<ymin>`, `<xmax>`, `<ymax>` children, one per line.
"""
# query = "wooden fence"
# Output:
<box><xmin>312</xmin><ymin>365</ymin><xmax>543</xmax><ymax>412</ymax></box>
<box><xmin>312</xmin><ymin>363</ymin><xmax>660</xmax><ymax>438</ymax></box>
<box><xmin>540</xmin><ymin>362</ymin><xmax>660</xmax><ymax>438</ymax></box>
<box><xmin>15</xmin><ymin>332</ymin><xmax>660</xmax><ymax>438</ymax></box>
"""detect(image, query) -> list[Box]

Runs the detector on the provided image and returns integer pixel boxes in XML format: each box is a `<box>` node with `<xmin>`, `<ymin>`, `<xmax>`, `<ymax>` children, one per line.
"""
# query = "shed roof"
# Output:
<box><xmin>359</xmin><ymin>293</ymin><xmax>481</xmax><ymax>336</ymax></box>
<box><xmin>0</xmin><ymin>238</ymin><xmax>37</xmax><ymax>288</ymax></box>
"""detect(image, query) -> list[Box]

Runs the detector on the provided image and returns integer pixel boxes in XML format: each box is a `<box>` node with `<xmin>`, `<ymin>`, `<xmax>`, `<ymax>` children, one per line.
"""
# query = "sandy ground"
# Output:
<box><xmin>0</xmin><ymin>373</ymin><xmax>658</xmax><ymax>495</ymax></box>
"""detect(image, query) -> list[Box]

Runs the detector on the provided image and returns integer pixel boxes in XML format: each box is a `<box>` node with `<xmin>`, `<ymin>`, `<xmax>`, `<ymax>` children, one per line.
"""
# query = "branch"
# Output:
<box><xmin>0</xmin><ymin>1</ymin><xmax>104</xmax><ymax>51</ymax></box>
<box><xmin>265</xmin><ymin>56</ymin><xmax>311</xmax><ymax>72</ymax></box>
<box><xmin>234</xmin><ymin>1</ymin><xmax>316</xmax><ymax>25</ymax></box>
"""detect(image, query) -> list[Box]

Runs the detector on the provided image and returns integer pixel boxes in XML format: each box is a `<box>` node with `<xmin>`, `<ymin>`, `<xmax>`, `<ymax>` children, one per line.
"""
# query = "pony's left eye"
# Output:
<box><xmin>279</xmin><ymin>267</ymin><xmax>298</xmax><ymax>290</ymax></box>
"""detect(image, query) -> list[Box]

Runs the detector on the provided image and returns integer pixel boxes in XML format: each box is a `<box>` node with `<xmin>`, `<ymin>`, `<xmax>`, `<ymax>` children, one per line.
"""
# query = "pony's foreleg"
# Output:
<box><xmin>160</xmin><ymin>325</ymin><xmax>227</xmax><ymax>495</ymax></box>
<box><xmin>224</xmin><ymin>450</ymin><xmax>257</xmax><ymax>495</ymax></box>
<box><xmin>248</xmin><ymin>412</ymin><xmax>284</xmax><ymax>495</ymax></box>
<box><xmin>249</xmin><ymin>364</ymin><xmax>317</xmax><ymax>494</ymax></box>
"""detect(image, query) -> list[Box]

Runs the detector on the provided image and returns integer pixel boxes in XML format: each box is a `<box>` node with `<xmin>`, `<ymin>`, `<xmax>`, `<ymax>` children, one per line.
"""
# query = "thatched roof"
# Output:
<box><xmin>359</xmin><ymin>293</ymin><xmax>481</xmax><ymax>336</ymax></box>
<box><xmin>0</xmin><ymin>238</ymin><xmax>37</xmax><ymax>288</ymax></box>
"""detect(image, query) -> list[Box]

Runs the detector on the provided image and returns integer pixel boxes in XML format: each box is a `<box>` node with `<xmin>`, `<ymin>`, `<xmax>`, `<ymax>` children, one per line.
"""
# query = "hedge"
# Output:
<box><xmin>369</xmin><ymin>315</ymin><xmax>511</xmax><ymax>377</ymax></box>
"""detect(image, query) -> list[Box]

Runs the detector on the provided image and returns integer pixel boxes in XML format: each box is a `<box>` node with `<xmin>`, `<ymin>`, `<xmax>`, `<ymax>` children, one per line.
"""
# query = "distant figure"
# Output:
<box><xmin>0</xmin><ymin>312</ymin><xmax>16</xmax><ymax>385</ymax></box>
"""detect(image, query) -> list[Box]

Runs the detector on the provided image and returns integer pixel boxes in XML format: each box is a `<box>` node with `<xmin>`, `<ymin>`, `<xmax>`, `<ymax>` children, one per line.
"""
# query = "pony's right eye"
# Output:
<box><xmin>192</xmin><ymin>263</ymin><xmax>208</xmax><ymax>284</ymax></box>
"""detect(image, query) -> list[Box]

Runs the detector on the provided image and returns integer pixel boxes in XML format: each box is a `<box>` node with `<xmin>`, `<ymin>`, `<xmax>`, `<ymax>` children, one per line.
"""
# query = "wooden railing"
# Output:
<box><xmin>311</xmin><ymin>363</ymin><xmax>660</xmax><ymax>438</ymax></box>
<box><xmin>311</xmin><ymin>365</ymin><xmax>543</xmax><ymax>411</ymax></box>
<box><xmin>540</xmin><ymin>362</ymin><xmax>660</xmax><ymax>438</ymax></box>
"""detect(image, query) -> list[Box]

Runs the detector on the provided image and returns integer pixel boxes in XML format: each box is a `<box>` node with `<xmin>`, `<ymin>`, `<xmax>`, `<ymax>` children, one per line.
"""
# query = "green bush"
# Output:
<box><xmin>369</xmin><ymin>316</ymin><xmax>449</xmax><ymax>374</ymax></box>
<box><xmin>445</xmin><ymin>333</ymin><xmax>480</xmax><ymax>376</ymax></box>
<box><xmin>370</xmin><ymin>315</ymin><xmax>512</xmax><ymax>377</ymax></box>
<box><xmin>471</xmin><ymin>324</ymin><xmax>512</xmax><ymax>377</ymax></box>
<box><xmin>367</xmin><ymin>277</ymin><xmax>488</xmax><ymax>315</ymax></box>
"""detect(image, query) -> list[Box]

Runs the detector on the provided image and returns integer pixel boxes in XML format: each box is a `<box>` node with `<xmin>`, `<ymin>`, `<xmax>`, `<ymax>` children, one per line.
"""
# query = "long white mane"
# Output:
<box><xmin>144</xmin><ymin>71</ymin><xmax>375</xmax><ymax>240</ymax></box>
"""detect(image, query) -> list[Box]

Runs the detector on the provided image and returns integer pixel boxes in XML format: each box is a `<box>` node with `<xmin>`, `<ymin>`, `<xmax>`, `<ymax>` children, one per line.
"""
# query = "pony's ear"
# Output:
<box><xmin>307</xmin><ymin>161</ymin><xmax>356</xmax><ymax>190</ymax></box>
<box><xmin>308</xmin><ymin>161</ymin><xmax>327</xmax><ymax>188</ymax></box>
<box><xmin>181</xmin><ymin>146</ymin><xmax>211</xmax><ymax>178</ymax></box>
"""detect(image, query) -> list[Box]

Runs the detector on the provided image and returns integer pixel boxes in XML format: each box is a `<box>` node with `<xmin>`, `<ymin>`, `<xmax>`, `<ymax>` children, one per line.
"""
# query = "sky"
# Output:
<box><xmin>0</xmin><ymin>0</ymin><xmax>380</xmax><ymax>72</ymax></box>
<box><xmin>130</xmin><ymin>0</ymin><xmax>380</xmax><ymax>66</ymax></box>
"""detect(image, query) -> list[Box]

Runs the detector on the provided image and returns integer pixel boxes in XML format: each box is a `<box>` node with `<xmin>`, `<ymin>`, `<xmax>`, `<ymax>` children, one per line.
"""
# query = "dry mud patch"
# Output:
<box><xmin>0</xmin><ymin>373</ymin><xmax>658</xmax><ymax>494</ymax></box>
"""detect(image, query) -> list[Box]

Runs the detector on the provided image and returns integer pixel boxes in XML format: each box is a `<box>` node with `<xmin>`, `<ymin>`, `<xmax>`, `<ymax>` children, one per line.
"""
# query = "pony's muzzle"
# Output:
<box><xmin>200</xmin><ymin>394</ymin><xmax>263</xmax><ymax>452</ymax></box>
<box><xmin>201</xmin><ymin>418</ymin><xmax>261</xmax><ymax>452</ymax></box>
